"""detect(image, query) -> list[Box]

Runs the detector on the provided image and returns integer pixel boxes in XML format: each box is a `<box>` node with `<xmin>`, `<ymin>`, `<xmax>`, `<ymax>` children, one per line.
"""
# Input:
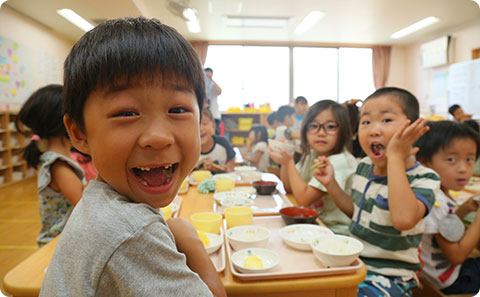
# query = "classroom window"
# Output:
<box><xmin>205</xmin><ymin>45</ymin><xmax>290</xmax><ymax>111</ymax></box>
<box><xmin>293</xmin><ymin>47</ymin><xmax>338</xmax><ymax>103</ymax></box>
<box><xmin>205</xmin><ymin>45</ymin><xmax>374</xmax><ymax>110</ymax></box>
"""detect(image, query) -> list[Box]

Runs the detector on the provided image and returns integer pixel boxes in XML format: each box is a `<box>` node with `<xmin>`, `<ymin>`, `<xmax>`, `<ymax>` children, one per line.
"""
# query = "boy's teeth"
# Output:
<box><xmin>139</xmin><ymin>167</ymin><xmax>151</xmax><ymax>171</ymax></box>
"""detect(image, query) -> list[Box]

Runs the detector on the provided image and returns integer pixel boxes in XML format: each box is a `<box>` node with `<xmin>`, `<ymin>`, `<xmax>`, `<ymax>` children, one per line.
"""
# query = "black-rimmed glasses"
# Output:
<box><xmin>306</xmin><ymin>121</ymin><xmax>339</xmax><ymax>134</ymax></box>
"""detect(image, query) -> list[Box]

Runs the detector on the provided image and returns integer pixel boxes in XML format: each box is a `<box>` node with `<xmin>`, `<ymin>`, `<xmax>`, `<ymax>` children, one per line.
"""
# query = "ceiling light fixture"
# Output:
<box><xmin>225</xmin><ymin>16</ymin><xmax>290</xmax><ymax>28</ymax></box>
<box><xmin>183</xmin><ymin>8</ymin><xmax>201</xmax><ymax>33</ymax></box>
<box><xmin>473</xmin><ymin>0</ymin><xmax>480</xmax><ymax>7</ymax></box>
<box><xmin>56</xmin><ymin>9</ymin><xmax>94</xmax><ymax>32</ymax></box>
<box><xmin>0</xmin><ymin>0</ymin><xmax>8</xmax><ymax>7</ymax></box>
<box><xmin>294</xmin><ymin>11</ymin><xmax>325</xmax><ymax>35</ymax></box>
<box><xmin>390</xmin><ymin>16</ymin><xmax>439</xmax><ymax>39</ymax></box>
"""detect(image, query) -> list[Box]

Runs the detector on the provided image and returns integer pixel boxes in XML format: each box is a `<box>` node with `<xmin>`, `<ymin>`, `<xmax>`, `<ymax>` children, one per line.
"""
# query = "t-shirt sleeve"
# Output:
<box><xmin>253</xmin><ymin>142</ymin><xmax>267</xmax><ymax>154</ymax></box>
<box><xmin>424</xmin><ymin>205</ymin><xmax>442</xmax><ymax>234</ymax></box>
<box><xmin>215</xmin><ymin>136</ymin><xmax>236</xmax><ymax>161</ymax></box>
<box><xmin>410</xmin><ymin>169</ymin><xmax>440</xmax><ymax>216</ymax></box>
<box><xmin>97</xmin><ymin>222</ymin><xmax>213</xmax><ymax>297</ymax></box>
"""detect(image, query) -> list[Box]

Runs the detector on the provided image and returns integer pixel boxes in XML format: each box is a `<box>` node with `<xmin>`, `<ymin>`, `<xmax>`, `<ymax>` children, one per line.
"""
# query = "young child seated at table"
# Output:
<box><xmin>275</xmin><ymin>105</ymin><xmax>298</xmax><ymax>141</ymax></box>
<box><xmin>267</xmin><ymin>111</ymin><xmax>279</xmax><ymax>138</ymax></box>
<box><xmin>40</xmin><ymin>17</ymin><xmax>226</xmax><ymax>297</ymax></box>
<box><xmin>16</xmin><ymin>84</ymin><xmax>85</xmax><ymax>247</ymax></box>
<box><xmin>314</xmin><ymin>87</ymin><xmax>440</xmax><ymax>297</ymax></box>
<box><xmin>242</xmin><ymin>125</ymin><xmax>269</xmax><ymax>172</ymax></box>
<box><xmin>268</xmin><ymin>100</ymin><xmax>356</xmax><ymax>235</ymax></box>
<box><xmin>195</xmin><ymin>109</ymin><xmax>235</xmax><ymax>172</ymax></box>
<box><xmin>448</xmin><ymin>104</ymin><xmax>472</xmax><ymax>123</ymax></box>
<box><xmin>415</xmin><ymin>121</ymin><xmax>480</xmax><ymax>295</ymax></box>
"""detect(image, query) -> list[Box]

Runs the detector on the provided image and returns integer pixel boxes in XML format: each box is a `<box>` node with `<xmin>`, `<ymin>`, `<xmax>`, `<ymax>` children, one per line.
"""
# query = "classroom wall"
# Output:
<box><xmin>387</xmin><ymin>18</ymin><xmax>480</xmax><ymax>115</ymax></box>
<box><xmin>0</xmin><ymin>6</ymin><xmax>73</xmax><ymax>108</ymax></box>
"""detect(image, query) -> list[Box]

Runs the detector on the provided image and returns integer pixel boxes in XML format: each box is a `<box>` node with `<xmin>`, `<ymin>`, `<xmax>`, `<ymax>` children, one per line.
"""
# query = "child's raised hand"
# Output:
<box><xmin>386</xmin><ymin>118</ymin><xmax>429</xmax><ymax>161</ymax></box>
<box><xmin>267</xmin><ymin>146</ymin><xmax>293</xmax><ymax>166</ymax></box>
<box><xmin>312</xmin><ymin>156</ymin><xmax>334</xmax><ymax>187</ymax></box>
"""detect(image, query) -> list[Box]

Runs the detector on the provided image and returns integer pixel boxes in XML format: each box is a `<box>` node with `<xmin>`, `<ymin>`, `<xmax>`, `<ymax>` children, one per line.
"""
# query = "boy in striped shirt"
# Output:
<box><xmin>314</xmin><ymin>87</ymin><xmax>440</xmax><ymax>297</ymax></box>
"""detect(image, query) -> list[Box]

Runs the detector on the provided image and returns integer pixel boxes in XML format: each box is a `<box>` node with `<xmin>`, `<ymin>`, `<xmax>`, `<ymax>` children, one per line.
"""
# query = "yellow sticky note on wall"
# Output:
<box><xmin>12</xmin><ymin>88</ymin><xmax>17</xmax><ymax>96</ymax></box>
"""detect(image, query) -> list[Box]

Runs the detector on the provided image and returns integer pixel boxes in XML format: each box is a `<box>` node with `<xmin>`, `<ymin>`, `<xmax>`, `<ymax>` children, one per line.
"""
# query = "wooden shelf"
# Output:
<box><xmin>0</xmin><ymin>110</ymin><xmax>33</xmax><ymax>187</ymax></box>
<box><xmin>222</xmin><ymin>112</ymin><xmax>270</xmax><ymax>146</ymax></box>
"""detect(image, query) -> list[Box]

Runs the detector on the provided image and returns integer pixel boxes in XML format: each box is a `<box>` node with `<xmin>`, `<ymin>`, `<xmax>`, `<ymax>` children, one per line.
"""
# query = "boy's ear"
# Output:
<box><xmin>64</xmin><ymin>115</ymin><xmax>90</xmax><ymax>155</ymax></box>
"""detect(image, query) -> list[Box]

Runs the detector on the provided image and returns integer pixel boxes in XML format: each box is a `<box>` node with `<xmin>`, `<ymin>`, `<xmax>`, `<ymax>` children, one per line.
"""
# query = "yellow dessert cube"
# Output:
<box><xmin>197</xmin><ymin>231</ymin><xmax>210</xmax><ymax>247</ymax></box>
<box><xmin>244</xmin><ymin>253</ymin><xmax>263</xmax><ymax>269</ymax></box>
<box><xmin>192</xmin><ymin>170</ymin><xmax>211</xmax><ymax>183</ymax></box>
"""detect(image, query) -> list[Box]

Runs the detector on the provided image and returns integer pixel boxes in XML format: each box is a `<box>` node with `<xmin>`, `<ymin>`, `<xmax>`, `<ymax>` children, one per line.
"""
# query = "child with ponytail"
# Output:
<box><xmin>16</xmin><ymin>84</ymin><xmax>84</xmax><ymax>246</ymax></box>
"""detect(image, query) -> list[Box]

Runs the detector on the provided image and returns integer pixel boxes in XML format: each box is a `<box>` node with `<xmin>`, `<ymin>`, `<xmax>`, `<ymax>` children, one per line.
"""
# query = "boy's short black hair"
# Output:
<box><xmin>267</xmin><ymin>112</ymin><xmax>277</xmax><ymax>126</ymax></box>
<box><xmin>448</xmin><ymin>104</ymin><xmax>461</xmax><ymax>116</ymax></box>
<box><xmin>415</xmin><ymin>121</ymin><xmax>480</xmax><ymax>163</ymax></box>
<box><xmin>295</xmin><ymin>96</ymin><xmax>308</xmax><ymax>105</ymax></box>
<box><xmin>204</xmin><ymin>67</ymin><xmax>213</xmax><ymax>73</ymax></box>
<box><xmin>63</xmin><ymin>17</ymin><xmax>205</xmax><ymax>130</ymax></box>
<box><xmin>464</xmin><ymin>120</ymin><xmax>480</xmax><ymax>133</ymax></box>
<box><xmin>365</xmin><ymin>87</ymin><xmax>419</xmax><ymax>122</ymax></box>
<box><xmin>276</xmin><ymin>105</ymin><xmax>295</xmax><ymax>123</ymax></box>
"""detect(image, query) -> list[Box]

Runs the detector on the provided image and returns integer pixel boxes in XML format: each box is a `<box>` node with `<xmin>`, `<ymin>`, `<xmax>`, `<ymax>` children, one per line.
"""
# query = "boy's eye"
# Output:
<box><xmin>361</xmin><ymin>120</ymin><xmax>370</xmax><ymax>125</ymax></box>
<box><xmin>382</xmin><ymin>118</ymin><xmax>392</xmax><ymax>123</ymax></box>
<box><xmin>447</xmin><ymin>158</ymin><xmax>456</xmax><ymax>163</ymax></box>
<box><xmin>114</xmin><ymin>111</ymin><xmax>138</xmax><ymax>117</ymax></box>
<box><xmin>169</xmin><ymin>107</ymin><xmax>189</xmax><ymax>114</ymax></box>
<box><xmin>466</xmin><ymin>157</ymin><xmax>475</xmax><ymax>163</ymax></box>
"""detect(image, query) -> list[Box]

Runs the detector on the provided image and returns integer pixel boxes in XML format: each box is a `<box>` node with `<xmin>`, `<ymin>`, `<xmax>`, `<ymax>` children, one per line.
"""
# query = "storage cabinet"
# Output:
<box><xmin>0</xmin><ymin>111</ymin><xmax>35</xmax><ymax>187</ymax></box>
<box><xmin>221</xmin><ymin>112</ymin><xmax>269</xmax><ymax>146</ymax></box>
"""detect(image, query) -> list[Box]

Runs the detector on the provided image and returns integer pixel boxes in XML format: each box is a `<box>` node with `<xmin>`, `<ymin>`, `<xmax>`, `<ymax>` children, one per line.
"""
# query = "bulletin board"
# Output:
<box><xmin>447</xmin><ymin>58</ymin><xmax>480</xmax><ymax>115</ymax></box>
<box><xmin>0</xmin><ymin>36</ymin><xmax>34</xmax><ymax>104</ymax></box>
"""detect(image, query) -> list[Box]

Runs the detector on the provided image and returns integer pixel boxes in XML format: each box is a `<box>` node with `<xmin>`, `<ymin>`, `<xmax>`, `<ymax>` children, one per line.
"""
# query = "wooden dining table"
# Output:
<box><xmin>3</xmin><ymin>173</ymin><xmax>366</xmax><ymax>297</ymax></box>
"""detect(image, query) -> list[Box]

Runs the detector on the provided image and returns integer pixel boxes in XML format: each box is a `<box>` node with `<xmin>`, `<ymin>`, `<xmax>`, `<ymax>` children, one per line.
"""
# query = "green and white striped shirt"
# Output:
<box><xmin>350</xmin><ymin>157</ymin><xmax>440</xmax><ymax>282</ymax></box>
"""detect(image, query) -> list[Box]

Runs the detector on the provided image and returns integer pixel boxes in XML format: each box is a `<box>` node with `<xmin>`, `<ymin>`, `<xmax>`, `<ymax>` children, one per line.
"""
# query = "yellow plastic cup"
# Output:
<box><xmin>161</xmin><ymin>205</ymin><xmax>172</xmax><ymax>221</ymax></box>
<box><xmin>191</xmin><ymin>212</ymin><xmax>222</xmax><ymax>234</ymax></box>
<box><xmin>215</xmin><ymin>178</ymin><xmax>235</xmax><ymax>192</ymax></box>
<box><xmin>225</xmin><ymin>206</ymin><xmax>253</xmax><ymax>229</ymax></box>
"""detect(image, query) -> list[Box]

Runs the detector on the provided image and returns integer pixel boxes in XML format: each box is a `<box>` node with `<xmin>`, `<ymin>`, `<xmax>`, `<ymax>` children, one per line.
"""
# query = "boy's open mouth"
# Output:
<box><xmin>371</xmin><ymin>143</ymin><xmax>385</xmax><ymax>157</ymax></box>
<box><xmin>132</xmin><ymin>163</ymin><xmax>177</xmax><ymax>187</ymax></box>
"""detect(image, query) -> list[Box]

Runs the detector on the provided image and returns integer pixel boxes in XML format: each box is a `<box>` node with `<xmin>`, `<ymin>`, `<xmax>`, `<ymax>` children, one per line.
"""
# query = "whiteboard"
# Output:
<box><xmin>447</xmin><ymin>58</ymin><xmax>480</xmax><ymax>115</ymax></box>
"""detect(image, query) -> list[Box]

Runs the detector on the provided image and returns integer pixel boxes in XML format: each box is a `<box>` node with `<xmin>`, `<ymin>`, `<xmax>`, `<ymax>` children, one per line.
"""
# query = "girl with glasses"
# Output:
<box><xmin>268</xmin><ymin>100</ymin><xmax>356</xmax><ymax>235</ymax></box>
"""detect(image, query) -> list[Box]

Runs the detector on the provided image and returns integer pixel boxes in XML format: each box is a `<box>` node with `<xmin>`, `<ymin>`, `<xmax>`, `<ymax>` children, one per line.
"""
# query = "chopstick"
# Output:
<box><xmin>203</xmin><ymin>159</ymin><xmax>226</xmax><ymax>171</ymax></box>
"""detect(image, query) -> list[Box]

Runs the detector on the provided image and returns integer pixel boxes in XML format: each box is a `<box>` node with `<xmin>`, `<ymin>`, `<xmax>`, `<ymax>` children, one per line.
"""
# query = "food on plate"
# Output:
<box><xmin>244</xmin><ymin>251</ymin><xmax>263</xmax><ymax>269</ymax></box>
<box><xmin>198</xmin><ymin>231</ymin><xmax>210</xmax><ymax>247</ymax></box>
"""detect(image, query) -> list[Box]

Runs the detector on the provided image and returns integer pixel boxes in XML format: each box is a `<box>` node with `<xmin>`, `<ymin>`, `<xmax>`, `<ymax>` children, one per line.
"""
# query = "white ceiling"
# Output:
<box><xmin>5</xmin><ymin>0</ymin><xmax>480</xmax><ymax>45</ymax></box>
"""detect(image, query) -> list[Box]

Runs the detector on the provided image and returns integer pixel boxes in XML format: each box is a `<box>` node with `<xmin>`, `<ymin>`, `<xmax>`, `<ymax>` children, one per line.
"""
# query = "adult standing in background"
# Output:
<box><xmin>204</xmin><ymin>68</ymin><xmax>222</xmax><ymax>134</ymax></box>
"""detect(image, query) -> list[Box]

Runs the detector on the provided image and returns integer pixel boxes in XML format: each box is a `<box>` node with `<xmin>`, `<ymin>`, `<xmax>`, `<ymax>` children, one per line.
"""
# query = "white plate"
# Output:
<box><xmin>231</xmin><ymin>247</ymin><xmax>279</xmax><ymax>274</ymax></box>
<box><xmin>227</xmin><ymin>225</ymin><xmax>271</xmax><ymax>250</ymax></box>
<box><xmin>232</xmin><ymin>187</ymin><xmax>256</xmax><ymax>195</ymax></box>
<box><xmin>204</xmin><ymin>232</ymin><xmax>223</xmax><ymax>254</ymax></box>
<box><xmin>213</xmin><ymin>191</ymin><xmax>251</xmax><ymax>204</ymax></box>
<box><xmin>220</xmin><ymin>196</ymin><xmax>254</xmax><ymax>207</ymax></box>
<box><xmin>280</xmin><ymin>224</ymin><xmax>333</xmax><ymax>251</ymax></box>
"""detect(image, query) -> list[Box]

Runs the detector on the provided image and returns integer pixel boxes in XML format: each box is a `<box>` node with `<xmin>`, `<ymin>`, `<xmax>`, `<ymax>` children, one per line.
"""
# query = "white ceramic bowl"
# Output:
<box><xmin>213</xmin><ymin>191</ymin><xmax>251</xmax><ymax>204</ymax></box>
<box><xmin>212</xmin><ymin>173</ymin><xmax>240</xmax><ymax>182</ymax></box>
<box><xmin>239</xmin><ymin>171</ymin><xmax>262</xmax><ymax>183</ymax></box>
<box><xmin>220</xmin><ymin>196</ymin><xmax>254</xmax><ymax>208</ymax></box>
<box><xmin>232</xmin><ymin>187</ymin><xmax>257</xmax><ymax>195</ymax></box>
<box><xmin>268</xmin><ymin>139</ymin><xmax>296</xmax><ymax>155</ymax></box>
<box><xmin>279</xmin><ymin>224</ymin><xmax>333</xmax><ymax>251</ymax></box>
<box><xmin>234</xmin><ymin>166</ymin><xmax>257</xmax><ymax>173</ymax></box>
<box><xmin>204</xmin><ymin>232</ymin><xmax>223</xmax><ymax>254</ymax></box>
<box><xmin>310</xmin><ymin>234</ymin><xmax>363</xmax><ymax>267</ymax></box>
<box><xmin>231</xmin><ymin>247</ymin><xmax>280</xmax><ymax>273</ymax></box>
<box><xmin>226</xmin><ymin>225</ymin><xmax>271</xmax><ymax>250</ymax></box>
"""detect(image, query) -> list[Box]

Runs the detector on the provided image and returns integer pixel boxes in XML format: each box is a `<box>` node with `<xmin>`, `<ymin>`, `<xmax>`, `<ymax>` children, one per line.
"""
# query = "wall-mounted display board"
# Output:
<box><xmin>0</xmin><ymin>36</ymin><xmax>34</xmax><ymax>104</ymax></box>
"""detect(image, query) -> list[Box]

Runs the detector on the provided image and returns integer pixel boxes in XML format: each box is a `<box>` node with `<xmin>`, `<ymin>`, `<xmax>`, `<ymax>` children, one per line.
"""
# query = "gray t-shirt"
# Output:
<box><xmin>40</xmin><ymin>181</ymin><xmax>212</xmax><ymax>297</ymax></box>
